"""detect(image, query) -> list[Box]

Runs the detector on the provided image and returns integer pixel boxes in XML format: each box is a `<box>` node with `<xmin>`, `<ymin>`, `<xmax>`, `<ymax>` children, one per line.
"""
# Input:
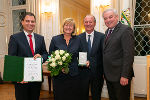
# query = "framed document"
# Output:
<box><xmin>79</xmin><ymin>52</ymin><xmax>87</xmax><ymax>66</ymax></box>
<box><xmin>3</xmin><ymin>55</ymin><xmax>42</xmax><ymax>82</ymax></box>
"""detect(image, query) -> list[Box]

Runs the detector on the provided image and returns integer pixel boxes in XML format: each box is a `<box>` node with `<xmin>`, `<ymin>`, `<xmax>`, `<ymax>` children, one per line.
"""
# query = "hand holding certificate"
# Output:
<box><xmin>24</xmin><ymin>58</ymin><xmax>42</xmax><ymax>82</ymax></box>
<box><xmin>79</xmin><ymin>52</ymin><xmax>87</xmax><ymax>66</ymax></box>
<box><xmin>3</xmin><ymin>55</ymin><xmax>42</xmax><ymax>82</ymax></box>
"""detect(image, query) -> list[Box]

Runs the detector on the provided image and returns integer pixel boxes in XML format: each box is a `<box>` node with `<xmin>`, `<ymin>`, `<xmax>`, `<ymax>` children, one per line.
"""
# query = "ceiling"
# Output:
<box><xmin>72</xmin><ymin>0</ymin><xmax>90</xmax><ymax>9</ymax></box>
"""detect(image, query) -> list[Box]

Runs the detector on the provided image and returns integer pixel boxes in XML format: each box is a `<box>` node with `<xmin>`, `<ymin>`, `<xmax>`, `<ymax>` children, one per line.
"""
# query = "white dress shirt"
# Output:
<box><xmin>86</xmin><ymin>31</ymin><xmax>94</xmax><ymax>48</ymax></box>
<box><xmin>24</xmin><ymin>30</ymin><xmax>35</xmax><ymax>51</ymax></box>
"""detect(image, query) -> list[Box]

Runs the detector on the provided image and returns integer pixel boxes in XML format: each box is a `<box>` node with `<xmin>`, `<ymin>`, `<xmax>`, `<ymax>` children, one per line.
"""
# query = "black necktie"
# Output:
<box><xmin>88</xmin><ymin>35</ymin><xmax>91</xmax><ymax>53</ymax></box>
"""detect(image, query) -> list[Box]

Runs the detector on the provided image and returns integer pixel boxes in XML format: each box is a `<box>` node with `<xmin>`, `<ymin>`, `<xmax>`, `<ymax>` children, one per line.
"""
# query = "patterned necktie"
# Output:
<box><xmin>88</xmin><ymin>35</ymin><xmax>91</xmax><ymax>53</ymax></box>
<box><xmin>28</xmin><ymin>35</ymin><xmax>34</xmax><ymax>56</ymax></box>
<box><xmin>105</xmin><ymin>29</ymin><xmax>112</xmax><ymax>43</ymax></box>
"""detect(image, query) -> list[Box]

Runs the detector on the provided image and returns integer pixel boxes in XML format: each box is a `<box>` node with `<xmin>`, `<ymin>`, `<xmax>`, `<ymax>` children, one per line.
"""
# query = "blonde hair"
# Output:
<box><xmin>61</xmin><ymin>18</ymin><xmax>76</xmax><ymax>35</ymax></box>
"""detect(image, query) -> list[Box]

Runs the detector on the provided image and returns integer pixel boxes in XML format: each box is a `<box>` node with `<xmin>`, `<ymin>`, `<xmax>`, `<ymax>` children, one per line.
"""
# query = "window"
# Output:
<box><xmin>134</xmin><ymin>0</ymin><xmax>150</xmax><ymax>56</ymax></box>
<box><xmin>10</xmin><ymin>0</ymin><xmax>28</xmax><ymax>34</ymax></box>
<box><xmin>12</xmin><ymin>0</ymin><xmax>26</xmax><ymax>6</ymax></box>
<box><xmin>12</xmin><ymin>9</ymin><xmax>26</xmax><ymax>33</ymax></box>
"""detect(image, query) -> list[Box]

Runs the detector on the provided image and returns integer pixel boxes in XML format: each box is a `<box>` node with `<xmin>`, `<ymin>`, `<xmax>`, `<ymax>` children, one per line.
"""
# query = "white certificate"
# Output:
<box><xmin>79</xmin><ymin>52</ymin><xmax>87</xmax><ymax>66</ymax></box>
<box><xmin>24</xmin><ymin>58</ymin><xmax>42</xmax><ymax>82</ymax></box>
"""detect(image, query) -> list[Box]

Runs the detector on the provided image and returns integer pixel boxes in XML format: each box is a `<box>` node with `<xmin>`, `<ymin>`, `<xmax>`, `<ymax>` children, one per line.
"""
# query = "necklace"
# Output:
<box><xmin>65</xmin><ymin>39</ymin><xmax>70</xmax><ymax>45</ymax></box>
<box><xmin>64</xmin><ymin>34</ymin><xmax>71</xmax><ymax>45</ymax></box>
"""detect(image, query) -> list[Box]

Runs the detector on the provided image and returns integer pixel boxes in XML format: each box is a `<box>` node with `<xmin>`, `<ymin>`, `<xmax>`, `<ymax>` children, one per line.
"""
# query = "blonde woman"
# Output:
<box><xmin>49</xmin><ymin>18</ymin><xmax>81</xmax><ymax>100</ymax></box>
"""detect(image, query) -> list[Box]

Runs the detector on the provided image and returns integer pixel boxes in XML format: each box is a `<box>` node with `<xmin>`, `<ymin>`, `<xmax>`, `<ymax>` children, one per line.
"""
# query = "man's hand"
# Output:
<box><xmin>86</xmin><ymin>61</ymin><xmax>90</xmax><ymax>68</ymax></box>
<box><xmin>120</xmin><ymin>77</ymin><xmax>128</xmax><ymax>86</ymax></box>
<box><xmin>33</xmin><ymin>54</ymin><xmax>41</xmax><ymax>59</ymax></box>
<box><xmin>17</xmin><ymin>80</ymin><xmax>28</xmax><ymax>84</ymax></box>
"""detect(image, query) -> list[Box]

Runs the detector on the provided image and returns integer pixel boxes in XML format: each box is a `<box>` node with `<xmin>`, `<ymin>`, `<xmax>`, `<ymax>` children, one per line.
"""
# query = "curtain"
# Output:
<box><xmin>28</xmin><ymin>0</ymin><xmax>41</xmax><ymax>34</ymax></box>
<box><xmin>129</xmin><ymin>1</ymin><xmax>136</xmax><ymax>100</ymax></box>
<box><xmin>129</xmin><ymin>0</ymin><xmax>136</xmax><ymax>28</ymax></box>
<box><xmin>28</xmin><ymin>0</ymin><xmax>60</xmax><ymax>50</ymax></box>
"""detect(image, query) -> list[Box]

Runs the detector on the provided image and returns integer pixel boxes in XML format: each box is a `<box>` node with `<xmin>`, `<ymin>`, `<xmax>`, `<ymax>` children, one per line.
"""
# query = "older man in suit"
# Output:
<box><xmin>8</xmin><ymin>12</ymin><xmax>48</xmax><ymax>100</ymax></box>
<box><xmin>102</xmin><ymin>8</ymin><xmax>134</xmax><ymax>100</ymax></box>
<box><xmin>78</xmin><ymin>14</ymin><xmax>104</xmax><ymax>100</ymax></box>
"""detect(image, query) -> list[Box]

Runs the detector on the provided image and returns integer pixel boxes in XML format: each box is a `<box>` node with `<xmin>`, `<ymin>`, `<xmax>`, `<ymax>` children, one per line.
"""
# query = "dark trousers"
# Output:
<box><xmin>52</xmin><ymin>74</ymin><xmax>80</xmax><ymax>100</ymax></box>
<box><xmin>79</xmin><ymin>69</ymin><xmax>104</xmax><ymax>100</ymax></box>
<box><xmin>106</xmin><ymin>80</ymin><xmax>131</xmax><ymax>100</ymax></box>
<box><xmin>14</xmin><ymin>82</ymin><xmax>42</xmax><ymax>100</ymax></box>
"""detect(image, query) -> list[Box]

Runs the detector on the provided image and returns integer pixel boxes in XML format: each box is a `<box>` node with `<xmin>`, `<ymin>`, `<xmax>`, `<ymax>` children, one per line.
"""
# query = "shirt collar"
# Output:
<box><xmin>86</xmin><ymin>31</ymin><xmax>94</xmax><ymax>37</ymax></box>
<box><xmin>23</xmin><ymin>30</ymin><xmax>34</xmax><ymax>36</ymax></box>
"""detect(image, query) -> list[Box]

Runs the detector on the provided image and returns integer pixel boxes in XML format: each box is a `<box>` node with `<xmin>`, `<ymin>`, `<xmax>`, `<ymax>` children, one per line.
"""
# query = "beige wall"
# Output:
<box><xmin>59</xmin><ymin>0</ymin><xmax>90</xmax><ymax>35</ymax></box>
<box><xmin>0</xmin><ymin>0</ymin><xmax>9</xmax><ymax>78</ymax></box>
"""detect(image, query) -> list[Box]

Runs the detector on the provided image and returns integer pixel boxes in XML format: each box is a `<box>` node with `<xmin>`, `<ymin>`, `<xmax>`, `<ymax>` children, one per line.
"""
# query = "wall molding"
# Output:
<box><xmin>0</xmin><ymin>12</ymin><xmax>6</xmax><ymax>27</ymax></box>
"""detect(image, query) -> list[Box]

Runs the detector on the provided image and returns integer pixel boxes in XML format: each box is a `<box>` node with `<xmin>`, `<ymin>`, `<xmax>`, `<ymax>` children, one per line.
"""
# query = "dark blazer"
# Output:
<box><xmin>49</xmin><ymin>34</ymin><xmax>81</xmax><ymax>76</ymax></box>
<box><xmin>78</xmin><ymin>31</ymin><xmax>104</xmax><ymax>78</ymax></box>
<box><xmin>8</xmin><ymin>31</ymin><xmax>48</xmax><ymax>100</ymax></box>
<box><xmin>8</xmin><ymin>32</ymin><xmax>48</xmax><ymax>62</ymax></box>
<box><xmin>103</xmin><ymin>22</ymin><xmax>134</xmax><ymax>82</ymax></box>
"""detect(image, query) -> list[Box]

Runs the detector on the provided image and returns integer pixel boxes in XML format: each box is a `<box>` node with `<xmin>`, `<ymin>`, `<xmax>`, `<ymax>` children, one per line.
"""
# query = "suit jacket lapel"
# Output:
<box><xmin>82</xmin><ymin>33</ymin><xmax>88</xmax><ymax>51</ymax></box>
<box><xmin>34</xmin><ymin>33</ymin><xmax>39</xmax><ymax>54</ymax></box>
<box><xmin>20</xmin><ymin>32</ymin><xmax>33</xmax><ymax>56</ymax></box>
<box><xmin>104</xmin><ymin>22</ymin><xmax>121</xmax><ymax>49</ymax></box>
<box><xmin>91</xmin><ymin>31</ymin><xmax>98</xmax><ymax>55</ymax></box>
<box><xmin>103</xmin><ymin>29</ymin><xmax>108</xmax><ymax>48</ymax></box>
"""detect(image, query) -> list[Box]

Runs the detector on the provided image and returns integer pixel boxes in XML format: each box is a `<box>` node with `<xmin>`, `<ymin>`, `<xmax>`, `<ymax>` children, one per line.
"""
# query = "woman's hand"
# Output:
<box><xmin>62</xmin><ymin>68</ymin><xmax>65</xmax><ymax>73</ymax></box>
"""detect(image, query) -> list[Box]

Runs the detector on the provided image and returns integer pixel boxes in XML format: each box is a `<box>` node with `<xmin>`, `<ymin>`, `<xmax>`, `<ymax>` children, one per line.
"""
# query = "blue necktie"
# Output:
<box><xmin>88</xmin><ymin>35</ymin><xmax>91</xmax><ymax>53</ymax></box>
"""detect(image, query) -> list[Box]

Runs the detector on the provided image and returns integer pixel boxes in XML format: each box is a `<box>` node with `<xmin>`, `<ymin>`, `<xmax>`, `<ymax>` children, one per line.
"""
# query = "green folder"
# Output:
<box><xmin>3</xmin><ymin>55</ymin><xmax>42</xmax><ymax>82</ymax></box>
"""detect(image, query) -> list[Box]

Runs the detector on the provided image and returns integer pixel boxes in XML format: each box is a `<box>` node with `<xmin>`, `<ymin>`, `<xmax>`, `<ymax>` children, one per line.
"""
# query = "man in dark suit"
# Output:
<box><xmin>102</xmin><ymin>9</ymin><xmax>134</xmax><ymax>100</ymax></box>
<box><xmin>78</xmin><ymin>14</ymin><xmax>104</xmax><ymax>100</ymax></box>
<box><xmin>8</xmin><ymin>12</ymin><xmax>48</xmax><ymax>100</ymax></box>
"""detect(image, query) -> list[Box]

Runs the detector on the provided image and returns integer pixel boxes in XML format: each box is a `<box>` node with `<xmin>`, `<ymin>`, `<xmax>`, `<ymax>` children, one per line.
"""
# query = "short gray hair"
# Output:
<box><xmin>102</xmin><ymin>8</ymin><xmax>118</xmax><ymax>18</ymax></box>
<box><xmin>84</xmin><ymin>14</ymin><xmax>96</xmax><ymax>22</ymax></box>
